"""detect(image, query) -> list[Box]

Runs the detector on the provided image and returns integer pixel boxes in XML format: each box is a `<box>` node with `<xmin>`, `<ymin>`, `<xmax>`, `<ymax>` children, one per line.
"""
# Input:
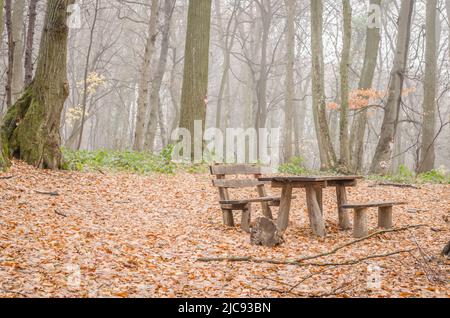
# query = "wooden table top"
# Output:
<box><xmin>259</xmin><ymin>175</ymin><xmax>363</xmax><ymax>183</ymax></box>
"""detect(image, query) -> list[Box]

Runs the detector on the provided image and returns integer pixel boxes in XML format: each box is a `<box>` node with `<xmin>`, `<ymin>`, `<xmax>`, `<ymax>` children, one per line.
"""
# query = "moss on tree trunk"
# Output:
<box><xmin>0</xmin><ymin>0</ymin><xmax>73</xmax><ymax>170</ymax></box>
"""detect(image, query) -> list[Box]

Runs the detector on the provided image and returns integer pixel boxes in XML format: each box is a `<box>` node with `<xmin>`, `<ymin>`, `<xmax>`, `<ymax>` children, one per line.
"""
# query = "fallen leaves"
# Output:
<box><xmin>0</xmin><ymin>160</ymin><xmax>449</xmax><ymax>298</ymax></box>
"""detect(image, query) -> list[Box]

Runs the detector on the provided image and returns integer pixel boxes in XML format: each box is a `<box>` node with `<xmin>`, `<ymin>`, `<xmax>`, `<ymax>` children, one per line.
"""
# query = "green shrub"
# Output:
<box><xmin>418</xmin><ymin>168</ymin><xmax>450</xmax><ymax>184</ymax></box>
<box><xmin>278</xmin><ymin>157</ymin><xmax>307</xmax><ymax>175</ymax></box>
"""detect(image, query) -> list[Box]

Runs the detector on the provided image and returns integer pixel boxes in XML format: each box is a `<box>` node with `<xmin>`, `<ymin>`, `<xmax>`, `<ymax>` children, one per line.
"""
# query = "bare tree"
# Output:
<box><xmin>311</xmin><ymin>0</ymin><xmax>337</xmax><ymax>170</ymax></box>
<box><xmin>418</xmin><ymin>0</ymin><xmax>438</xmax><ymax>173</ymax></box>
<box><xmin>351</xmin><ymin>0</ymin><xmax>382</xmax><ymax>173</ymax></box>
<box><xmin>133</xmin><ymin>0</ymin><xmax>159</xmax><ymax>151</ymax></box>
<box><xmin>11</xmin><ymin>0</ymin><xmax>26</xmax><ymax>103</ymax></box>
<box><xmin>370</xmin><ymin>0</ymin><xmax>415</xmax><ymax>174</ymax></box>
<box><xmin>339</xmin><ymin>0</ymin><xmax>351</xmax><ymax>172</ymax></box>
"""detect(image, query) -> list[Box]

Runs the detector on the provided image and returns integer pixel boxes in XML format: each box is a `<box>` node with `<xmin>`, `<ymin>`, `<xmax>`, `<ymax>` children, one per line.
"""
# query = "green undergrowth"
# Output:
<box><xmin>62</xmin><ymin>147</ymin><xmax>208</xmax><ymax>175</ymax></box>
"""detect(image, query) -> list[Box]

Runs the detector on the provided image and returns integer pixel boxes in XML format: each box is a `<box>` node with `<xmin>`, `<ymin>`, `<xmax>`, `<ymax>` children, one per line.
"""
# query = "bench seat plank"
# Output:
<box><xmin>213</xmin><ymin>179</ymin><xmax>270</xmax><ymax>188</ymax></box>
<box><xmin>341</xmin><ymin>201</ymin><xmax>407</xmax><ymax>209</ymax></box>
<box><xmin>220</xmin><ymin>196</ymin><xmax>281</xmax><ymax>205</ymax></box>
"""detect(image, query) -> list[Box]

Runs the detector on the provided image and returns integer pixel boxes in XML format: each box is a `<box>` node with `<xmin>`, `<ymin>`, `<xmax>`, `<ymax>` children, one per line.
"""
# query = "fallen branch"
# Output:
<box><xmin>369</xmin><ymin>182</ymin><xmax>421</xmax><ymax>189</ymax></box>
<box><xmin>35</xmin><ymin>190</ymin><xmax>59</xmax><ymax>196</ymax></box>
<box><xmin>198</xmin><ymin>249</ymin><xmax>416</xmax><ymax>268</ymax></box>
<box><xmin>55</xmin><ymin>210</ymin><xmax>67</xmax><ymax>218</ymax></box>
<box><xmin>198</xmin><ymin>225</ymin><xmax>427</xmax><ymax>265</ymax></box>
<box><xmin>298</xmin><ymin>224</ymin><xmax>427</xmax><ymax>262</ymax></box>
<box><xmin>0</xmin><ymin>176</ymin><xmax>14</xmax><ymax>180</ymax></box>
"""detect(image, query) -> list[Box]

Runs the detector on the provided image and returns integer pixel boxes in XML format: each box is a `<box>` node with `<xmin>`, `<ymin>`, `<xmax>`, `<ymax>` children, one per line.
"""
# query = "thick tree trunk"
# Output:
<box><xmin>339</xmin><ymin>0</ymin><xmax>351</xmax><ymax>172</ymax></box>
<box><xmin>418</xmin><ymin>0</ymin><xmax>438</xmax><ymax>173</ymax></box>
<box><xmin>24</xmin><ymin>0</ymin><xmax>39</xmax><ymax>87</ymax></box>
<box><xmin>350</xmin><ymin>0</ymin><xmax>382</xmax><ymax>173</ymax></box>
<box><xmin>1</xmin><ymin>0</ymin><xmax>74</xmax><ymax>169</ymax></box>
<box><xmin>133</xmin><ymin>0</ymin><xmax>159</xmax><ymax>151</ymax></box>
<box><xmin>144</xmin><ymin>0</ymin><xmax>175</xmax><ymax>152</ymax></box>
<box><xmin>11</xmin><ymin>0</ymin><xmax>26</xmax><ymax>103</ymax></box>
<box><xmin>370</xmin><ymin>0</ymin><xmax>414</xmax><ymax>174</ymax></box>
<box><xmin>283</xmin><ymin>0</ymin><xmax>295</xmax><ymax>163</ymax></box>
<box><xmin>179</xmin><ymin>0</ymin><xmax>212</xmax><ymax>152</ymax></box>
<box><xmin>311</xmin><ymin>0</ymin><xmax>337</xmax><ymax>170</ymax></box>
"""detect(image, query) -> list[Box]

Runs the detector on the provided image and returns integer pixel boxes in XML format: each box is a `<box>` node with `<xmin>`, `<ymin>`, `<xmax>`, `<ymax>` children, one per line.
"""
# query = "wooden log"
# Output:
<box><xmin>378</xmin><ymin>206</ymin><xmax>393</xmax><ymax>229</ymax></box>
<box><xmin>250</xmin><ymin>217</ymin><xmax>284</xmax><ymax>247</ymax></box>
<box><xmin>336</xmin><ymin>185</ymin><xmax>352</xmax><ymax>230</ymax></box>
<box><xmin>305</xmin><ymin>186</ymin><xmax>326</xmax><ymax>237</ymax></box>
<box><xmin>276</xmin><ymin>185</ymin><xmax>293</xmax><ymax>233</ymax></box>
<box><xmin>353</xmin><ymin>208</ymin><xmax>368</xmax><ymax>238</ymax></box>
<box><xmin>241</xmin><ymin>204</ymin><xmax>251</xmax><ymax>233</ymax></box>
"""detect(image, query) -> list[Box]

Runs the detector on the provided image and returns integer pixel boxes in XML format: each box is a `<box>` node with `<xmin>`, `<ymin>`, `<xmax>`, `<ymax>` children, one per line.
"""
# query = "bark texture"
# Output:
<box><xmin>179</xmin><ymin>0</ymin><xmax>212</xmax><ymax>142</ymax></box>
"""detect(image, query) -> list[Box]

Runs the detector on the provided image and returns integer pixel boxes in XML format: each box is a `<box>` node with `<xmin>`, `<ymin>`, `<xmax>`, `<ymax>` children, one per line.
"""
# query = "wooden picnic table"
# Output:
<box><xmin>259</xmin><ymin>176</ymin><xmax>362</xmax><ymax>237</ymax></box>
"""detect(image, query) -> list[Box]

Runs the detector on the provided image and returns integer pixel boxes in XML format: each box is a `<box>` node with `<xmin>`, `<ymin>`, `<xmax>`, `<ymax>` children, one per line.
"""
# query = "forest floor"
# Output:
<box><xmin>0</xmin><ymin>160</ymin><xmax>449</xmax><ymax>298</ymax></box>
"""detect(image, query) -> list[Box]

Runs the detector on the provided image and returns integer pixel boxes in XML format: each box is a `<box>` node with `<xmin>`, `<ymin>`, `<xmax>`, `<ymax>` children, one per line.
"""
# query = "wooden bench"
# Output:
<box><xmin>210</xmin><ymin>164</ymin><xmax>281</xmax><ymax>233</ymax></box>
<box><xmin>341</xmin><ymin>202</ymin><xmax>407</xmax><ymax>238</ymax></box>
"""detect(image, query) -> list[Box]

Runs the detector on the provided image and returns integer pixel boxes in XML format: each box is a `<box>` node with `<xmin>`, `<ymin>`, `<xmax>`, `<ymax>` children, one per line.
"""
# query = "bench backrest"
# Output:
<box><xmin>210</xmin><ymin>164</ymin><xmax>270</xmax><ymax>189</ymax></box>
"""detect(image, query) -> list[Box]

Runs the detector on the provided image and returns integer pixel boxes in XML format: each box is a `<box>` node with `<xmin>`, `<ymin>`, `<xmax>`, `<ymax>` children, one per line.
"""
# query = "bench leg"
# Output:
<box><xmin>378</xmin><ymin>206</ymin><xmax>393</xmax><ymax>229</ymax></box>
<box><xmin>241</xmin><ymin>204</ymin><xmax>251</xmax><ymax>233</ymax></box>
<box><xmin>353</xmin><ymin>208</ymin><xmax>368</xmax><ymax>238</ymax></box>
<box><xmin>222</xmin><ymin>209</ymin><xmax>235</xmax><ymax>227</ymax></box>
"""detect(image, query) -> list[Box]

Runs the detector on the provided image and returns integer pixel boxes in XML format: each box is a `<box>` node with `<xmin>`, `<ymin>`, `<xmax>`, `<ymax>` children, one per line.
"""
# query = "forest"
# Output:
<box><xmin>0</xmin><ymin>0</ymin><xmax>449</xmax><ymax>300</ymax></box>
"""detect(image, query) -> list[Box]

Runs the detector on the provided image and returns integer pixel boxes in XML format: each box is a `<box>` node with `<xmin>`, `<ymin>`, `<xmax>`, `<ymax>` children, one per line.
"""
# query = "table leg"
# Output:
<box><xmin>314</xmin><ymin>185</ymin><xmax>323</xmax><ymax>215</ymax></box>
<box><xmin>305</xmin><ymin>186</ymin><xmax>326</xmax><ymax>237</ymax></box>
<box><xmin>336</xmin><ymin>184</ymin><xmax>351</xmax><ymax>230</ymax></box>
<box><xmin>276</xmin><ymin>185</ymin><xmax>293</xmax><ymax>233</ymax></box>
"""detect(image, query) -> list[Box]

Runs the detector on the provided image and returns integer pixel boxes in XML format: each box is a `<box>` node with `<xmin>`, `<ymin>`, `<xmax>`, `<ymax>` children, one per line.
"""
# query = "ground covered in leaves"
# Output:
<box><xmin>0</xmin><ymin>161</ymin><xmax>449</xmax><ymax>298</ymax></box>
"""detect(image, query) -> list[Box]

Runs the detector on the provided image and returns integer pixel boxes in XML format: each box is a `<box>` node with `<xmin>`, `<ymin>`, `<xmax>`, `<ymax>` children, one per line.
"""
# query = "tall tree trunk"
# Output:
<box><xmin>351</xmin><ymin>0</ymin><xmax>382</xmax><ymax>173</ymax></box>
<box><xmin>24</xmin><ymin>0</ymin><xmax>39</xmax><ymax>87</ymax></box>
<box><xmin>255</xmin><ymin>0</ymin><xmax>270</xmax><ymax>136</ymax></box>
<box><xmin>179</xmin><ymin>0</ymin><xmax>212</xmax><ymax>154</ymax></box>
<box><xmin>339</xmin><ymin>0</ymin><xmax>351</xmax><ymax>172</ymax></box>
<box><xmin>283</xmin><ymin>0</ymin><xmax>295</xmax><ymax>163</ymax></box>
<box><xmin>370</xmin><ymin>0</ymin><xmax>414</xmax><ymax>174</ymax></box>
<box><xmin>77</xmin><ymin>0</ymin><xmax>100</xmax><ymax>150</ymax></box>
<box><xmin>4</xmin><ymin>0</ymin><xmax>13</xmax><ymax>109</ymax></box>
<box><xmin>447</xmin><ymin>0</ymin><xmax>450</xmax><ymax>60</ymax></box>
<box><xmin>144</xmin><ymin>0</ymin><xmax>175</xmax><ymax>151</ymax></box>
<box><xmin>311</xmin><ymin>0</ymin><xmax>337</xmax><ymax>170</ymax></box>
<box><xmin>0</xmin><ymin>0</ymin><xmax>4</xmax><ymax>50</ymax></box>
<box><xmin>1</xmin><ymin>0</ymin><xmax>74</xmax><ymax>169</ymax></box>
<box><xmin>418</xmin><ymin>0</ymin><xmax>438</xmax><ymax>173</ymax></box>
<box><xmin>11</xmin><ymin>0</ymin><xmax>26</xmax><ymax>103</ymax></box>
<box><xmin>133</xmin><ymin>0</ymin><xmax>159</xmax><ymax>151</ymax></box>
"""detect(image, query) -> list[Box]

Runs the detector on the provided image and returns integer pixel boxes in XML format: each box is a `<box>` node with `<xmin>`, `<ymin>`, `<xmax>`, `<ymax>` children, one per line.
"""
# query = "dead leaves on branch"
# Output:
<box><xmin>0</xmin><ymin>161</ymin><xmax>449</xmax><ymax>298</ymax></box>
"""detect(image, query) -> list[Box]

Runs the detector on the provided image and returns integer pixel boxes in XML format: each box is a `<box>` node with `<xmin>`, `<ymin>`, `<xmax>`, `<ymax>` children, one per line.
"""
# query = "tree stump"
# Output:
<box><xmin>250</xmin><ymin>217</ymin><xmax>284</xmax><ymax>247</ymax></box>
